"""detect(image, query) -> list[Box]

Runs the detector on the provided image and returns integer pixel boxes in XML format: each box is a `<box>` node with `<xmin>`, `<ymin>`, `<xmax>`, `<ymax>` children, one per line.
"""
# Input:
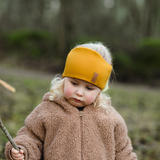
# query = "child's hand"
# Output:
<box><xmin>11</xmin><ymin>148</ymin><xmax>24</xmax><ymax>160</ymax></box>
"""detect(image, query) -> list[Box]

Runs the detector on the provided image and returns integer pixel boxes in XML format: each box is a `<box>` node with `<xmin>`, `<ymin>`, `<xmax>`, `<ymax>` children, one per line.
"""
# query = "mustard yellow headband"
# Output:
<box><xmin>62</xmin><ymin>47</ymin><xmax>112</xmax><ymax>90</ymax></box>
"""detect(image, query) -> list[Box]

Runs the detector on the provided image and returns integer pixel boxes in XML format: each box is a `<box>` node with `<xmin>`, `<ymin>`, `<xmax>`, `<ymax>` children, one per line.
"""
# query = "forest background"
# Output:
<box><xmin>0</xmin><ymin>0</ymin><xmax>160</xmax><ymax>160</ymax></box>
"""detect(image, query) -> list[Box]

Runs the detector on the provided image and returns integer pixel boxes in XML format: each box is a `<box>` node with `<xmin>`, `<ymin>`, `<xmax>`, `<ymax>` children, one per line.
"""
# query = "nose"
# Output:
<box><xmin>75</xmin><ymin>88</ymin><xmax>83</xmax><ymax>97</ymax></box>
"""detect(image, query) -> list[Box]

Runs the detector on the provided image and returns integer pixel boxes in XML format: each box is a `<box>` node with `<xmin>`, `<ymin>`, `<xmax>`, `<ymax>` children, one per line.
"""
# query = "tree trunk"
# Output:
<box><xmin>57</xmin><ymin>0</ymin><xmax>76</xmax><ymax>58</ymax></box>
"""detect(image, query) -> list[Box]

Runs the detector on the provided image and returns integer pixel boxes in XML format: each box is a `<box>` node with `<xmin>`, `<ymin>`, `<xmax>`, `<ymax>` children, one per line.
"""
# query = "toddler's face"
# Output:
<box><xmin>64</xmin><ymin>77</ymin><xmax>101</xmax><ymax>107</ymax></box>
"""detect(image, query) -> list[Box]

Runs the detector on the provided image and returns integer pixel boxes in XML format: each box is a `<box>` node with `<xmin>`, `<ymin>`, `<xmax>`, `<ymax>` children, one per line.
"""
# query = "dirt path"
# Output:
<box><xmin>0</xmin><ymin>65</ymin><xmax>160</xmax><ymax>93</ymax></box>
<box><xmin>0</xmin><ymin>65</ymin><xmax>55</xmax><ymax>80</ymax></box>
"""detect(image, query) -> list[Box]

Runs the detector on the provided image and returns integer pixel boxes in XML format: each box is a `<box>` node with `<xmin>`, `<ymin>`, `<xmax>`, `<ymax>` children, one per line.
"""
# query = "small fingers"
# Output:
<box><xmin>12</xmin><ymin>154</ymin><xmax>24</xmax><ymax>160</ymax></box>
<box><xmin>11</xmin><ymin>148</ymin><xmax>24</xmax><ymax>160</ymax></box>
<box><xmin>12</xmin><ymin>148</ymin><xmax>19</xmax><ymax>154</ymax></box>
<box><xmin>20</xmin><ymin>149</ymin><xmax>24</xmax><ymax>154</ymax></box>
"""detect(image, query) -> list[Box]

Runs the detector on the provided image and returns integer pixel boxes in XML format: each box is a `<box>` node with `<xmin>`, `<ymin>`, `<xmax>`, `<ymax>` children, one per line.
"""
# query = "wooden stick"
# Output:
<box><xmin>0</xmin><ymin>117</ymin><xmax>19</xmax><ymax>151</ymax></box>
<box><xmin>0</xmin><ymin>79</ymin><xmax>16</xmax><ymax>93</ymax></box>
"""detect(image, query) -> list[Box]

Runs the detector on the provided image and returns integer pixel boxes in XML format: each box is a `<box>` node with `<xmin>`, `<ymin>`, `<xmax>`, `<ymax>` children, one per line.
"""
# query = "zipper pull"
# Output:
<box><xmin>80</xmin><ymin>111</ymin><xmax>83</xmax><ymax>117</ymax></box>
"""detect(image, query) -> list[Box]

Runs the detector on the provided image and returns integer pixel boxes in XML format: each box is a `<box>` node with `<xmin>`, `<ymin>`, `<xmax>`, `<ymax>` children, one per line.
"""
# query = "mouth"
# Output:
<box><xmin>73</xmin><ymin>98</ymin><xmax>82</xmax><ymax>102</ymax></box>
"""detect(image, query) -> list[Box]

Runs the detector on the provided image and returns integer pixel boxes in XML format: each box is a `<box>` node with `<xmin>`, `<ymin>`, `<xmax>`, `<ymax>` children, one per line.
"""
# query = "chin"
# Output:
<box><xmin>72</xmin><ymin>102</ymin><xmax>84</xmax><ymax>108</ymax></box>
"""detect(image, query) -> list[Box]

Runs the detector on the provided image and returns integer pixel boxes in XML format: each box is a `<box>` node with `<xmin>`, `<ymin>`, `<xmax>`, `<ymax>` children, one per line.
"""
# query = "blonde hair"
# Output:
<box><xmin>50</xmin><ymin>42</ymin><xmax>113</xmax><ymax>113</ymax></box>
<box><xmin>49</xmin><ymin>75</ymin><xmax>64</xmax><ymax>100</ymax></box>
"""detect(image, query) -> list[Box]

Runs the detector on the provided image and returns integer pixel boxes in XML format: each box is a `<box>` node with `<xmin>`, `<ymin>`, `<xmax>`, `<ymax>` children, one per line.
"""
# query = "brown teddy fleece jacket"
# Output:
<box><xmin>5</xmin><ymin>92</ymin><xmax>137</xmax><ymax>160</ymax></box>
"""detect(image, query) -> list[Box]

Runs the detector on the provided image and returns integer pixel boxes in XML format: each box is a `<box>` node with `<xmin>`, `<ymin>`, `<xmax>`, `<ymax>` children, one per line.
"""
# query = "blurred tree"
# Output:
<box><xmin>57</xmin><ymin>0</ymin><xmax>105</xmax><ymax>57</ymax></box>
<box><xmin>0</xmin><ymin>0</ymin><xmax>160</xmax><ymax>40</ymax></box>
<box><xmin>143</xmin><ymin>0</ymin><xmax>160</xmax><ymax>37</ymax></box>
<box><xmin>1</xmin><ymin>0</ymin><xmax>14</xmax><ymax>30</ymax></box>
<box><xmin>0</xmin><ymin>0</ymin><xmax>59</xmax><ymax>30</ymax></box>
<box><xmin>113</xmin><ymin>0</ymin><xmax>160</xmax><ymax>39</ymax></box>
<box><xmin>57</xmin><ymin>0</ymin><xmax>76</xmax><ymax>58</ymax></box>
<box><xmin>0</xmin><ymin>0</ymin><xmax>160</xmax><ymax>59</ymax></box>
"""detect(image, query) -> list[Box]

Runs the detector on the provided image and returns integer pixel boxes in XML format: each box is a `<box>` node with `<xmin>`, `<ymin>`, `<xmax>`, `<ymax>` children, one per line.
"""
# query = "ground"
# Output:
<box><xmin>0</xmin><ymin>65</ymin><xmax>160</xmax><ymax>160</ymax></box>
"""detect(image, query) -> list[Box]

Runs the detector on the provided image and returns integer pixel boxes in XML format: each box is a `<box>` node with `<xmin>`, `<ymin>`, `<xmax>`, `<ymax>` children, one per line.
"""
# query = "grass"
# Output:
<box><xmin>0</xmin><ymin>73</ymin><xmax>51</xmax><ymax>159</ymax></box>
<box><xmin>0</xmin><ymin>72</ymin><xmax>160</xmax><ymax>160</ymax></box>
<box><xmin>108</xmin><ymin>83</ymin><xmax>160</xmax><ymax>159</ymax></box>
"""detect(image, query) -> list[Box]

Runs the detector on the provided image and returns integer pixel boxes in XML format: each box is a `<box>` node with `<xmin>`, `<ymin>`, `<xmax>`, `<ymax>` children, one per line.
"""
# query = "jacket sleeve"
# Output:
<box><xmin>5</xmin><ymin>102</ymin><xmax>48</xmax><ymax>160</ymax></box>
<box><xmin>114</xmin><ymin>116</ymin><xmax>137</xmax><ymax>160</ymax></box>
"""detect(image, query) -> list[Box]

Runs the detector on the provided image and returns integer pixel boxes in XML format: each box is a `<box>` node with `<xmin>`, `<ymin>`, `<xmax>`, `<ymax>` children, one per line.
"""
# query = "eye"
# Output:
<box><xmin>86</xmin><ymin>86</ymin><xmax>94</xmax><ymax>90</ymax></box>
<box><xmin>71</xmin><ymin>81</ymin><xmax>78</xmax><ymax>86</ymax></box>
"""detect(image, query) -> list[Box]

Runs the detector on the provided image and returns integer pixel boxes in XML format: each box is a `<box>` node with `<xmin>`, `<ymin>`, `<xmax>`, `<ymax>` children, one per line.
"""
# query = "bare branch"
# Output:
<box><xmin>0</xmin><ymin>79</ymin><xmax>16</xmax><ymax>93</ymax></box>
<box><xmin>0</xmin><ymin>117</ymin><xmax>19</xmax><ymax>151</ymax></box>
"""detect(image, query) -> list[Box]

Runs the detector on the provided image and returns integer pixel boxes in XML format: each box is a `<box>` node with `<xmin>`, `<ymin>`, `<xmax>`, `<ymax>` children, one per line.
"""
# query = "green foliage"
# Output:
<box><xmin>74</xmin><ymin>35</ymin><xmax>103</xmax><ymax>45</ymax></box>
<box><xmin>134</xmin><ymin>38</ymin><xmax>160</xmax><ymax>80</ymax></box>
<box><xmin>114</xmin><ymin>38</ymin><xmax>160</xmax><ymax>85</ymax></box>
<box><xmin>1</xmin><ymin>31</ymin><xmax>160</xmax><ymax>84</ymax></box>
<box><xmin>5</xmin><ymin>29</ymin><xmax>56</xmax><ymax>59</ymax></box>
<box><xmin>7</xmin><ymin>29</ymin><xmax>52</xmax><ymax>46</ymax></box>
<box><xmin>0</xmin><ymin>30</ymin><xmax>64</xmax><ymax>72</ymax></box>
<box><xmin>114</xmin><ymin>52</ymin><xmax>134</xmax><ymax>82</ymax></box>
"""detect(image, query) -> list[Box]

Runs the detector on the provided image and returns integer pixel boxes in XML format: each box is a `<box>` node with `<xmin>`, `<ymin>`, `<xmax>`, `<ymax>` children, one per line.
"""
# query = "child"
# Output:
<box><xmin>5</xmin><ymin>42</ymin><xmax>137</xmax><ymax>160</ymax></box>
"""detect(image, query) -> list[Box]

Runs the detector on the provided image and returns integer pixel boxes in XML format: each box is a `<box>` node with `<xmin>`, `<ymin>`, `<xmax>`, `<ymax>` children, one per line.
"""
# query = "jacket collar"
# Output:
<box><xmin>42</xmin><ymin>92</ymin><xmax>96</xmax><ymax>115</ymax></box>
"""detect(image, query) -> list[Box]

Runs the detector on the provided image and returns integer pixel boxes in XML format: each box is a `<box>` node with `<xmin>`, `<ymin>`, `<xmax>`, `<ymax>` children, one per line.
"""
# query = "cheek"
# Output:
<box><xmin>64</xmin><ymin>87</ymin><xmax>73</xmax><ymax>98</ymax></box>
<box><xmin>85</xmin><ymin>94</ymin><xmax>97</xmax><ymax>104</ymax></box>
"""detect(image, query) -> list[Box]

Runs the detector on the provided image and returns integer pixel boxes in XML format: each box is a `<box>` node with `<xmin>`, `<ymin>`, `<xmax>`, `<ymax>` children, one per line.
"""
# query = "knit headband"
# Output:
<box><xmin>62</xmin><ymin>47</ymin><xmax>112</xmax><ymax>90</ymax></box>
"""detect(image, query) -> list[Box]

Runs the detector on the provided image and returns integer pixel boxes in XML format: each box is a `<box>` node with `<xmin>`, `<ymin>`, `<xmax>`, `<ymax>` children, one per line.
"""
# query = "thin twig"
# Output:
<box><xmin>0</xmin><ymin>117</ymin><xmax>19</xmax><ymax>151</ymax></box>
<box><xmin>0</xmin><ymin>79</ymin><xmax>16</xmax><ymax>93</ymax></box>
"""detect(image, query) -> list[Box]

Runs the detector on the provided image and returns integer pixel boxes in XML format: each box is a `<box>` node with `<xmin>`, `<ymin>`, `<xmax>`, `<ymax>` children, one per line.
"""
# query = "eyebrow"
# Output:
<box><xmin>86</xmin><ymin>85</ymin><xmax>96</xmax><ymax>88</ymax></box>
<box><xmin>70</xmin><ymin>78</ymin><xmax>97</xmax><ymax>88</ymax></box>
<box><xmin>70</xmin><ymin>78</ymin><xmax>78</xmax><ymax>81</ymax></box>
<box><xmin>70</xmin><ymin>78</ymin><xmax>79</xmax><ymax>83</ymax></box>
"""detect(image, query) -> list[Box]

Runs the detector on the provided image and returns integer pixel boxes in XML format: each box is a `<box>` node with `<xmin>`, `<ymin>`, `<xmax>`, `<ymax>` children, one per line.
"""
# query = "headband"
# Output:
<box><xmin>62</xmin><ymin>47</ymin><xmax>112</xmax><ymax>90</ymax></box>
